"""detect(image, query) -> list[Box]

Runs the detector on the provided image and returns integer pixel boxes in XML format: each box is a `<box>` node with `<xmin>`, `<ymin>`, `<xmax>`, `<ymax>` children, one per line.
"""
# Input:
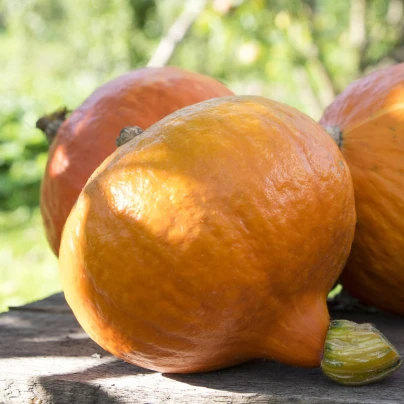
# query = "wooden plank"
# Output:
<box><xmin>0</xmin><ymin>293</ymin><xmax>403</xmax><ymax>404</ymax></box>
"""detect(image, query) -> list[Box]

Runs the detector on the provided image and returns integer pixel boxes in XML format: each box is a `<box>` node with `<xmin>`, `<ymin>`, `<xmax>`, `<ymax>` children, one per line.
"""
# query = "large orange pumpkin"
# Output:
<box><xmin>320</xmin><ymin>63</ymin><xmax>404</xmax><ymax>316</ymax></box>
<box><xmin>59</xmin><ymin>96</ymin><xmax>359</xmax><ymax>373</ymax></box>
<box><xmin>39</xmin><ymin>66</ymin><xmax>234</xmax><ymax>255</ymax></box>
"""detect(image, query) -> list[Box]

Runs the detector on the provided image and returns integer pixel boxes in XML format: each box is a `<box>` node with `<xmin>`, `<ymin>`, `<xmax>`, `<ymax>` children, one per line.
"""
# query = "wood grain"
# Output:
<box><xmin>0</xmin><ymin>293</ymin><xmax>403</xmax><ymax>403</ymax></box>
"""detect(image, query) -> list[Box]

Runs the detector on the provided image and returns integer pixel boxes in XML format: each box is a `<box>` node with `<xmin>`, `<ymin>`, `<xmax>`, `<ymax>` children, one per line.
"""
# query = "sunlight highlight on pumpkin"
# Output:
<box><xmin>49</xmin><ymin>144</ymin><xmax>69</xmax><ymax>177</ymax></box>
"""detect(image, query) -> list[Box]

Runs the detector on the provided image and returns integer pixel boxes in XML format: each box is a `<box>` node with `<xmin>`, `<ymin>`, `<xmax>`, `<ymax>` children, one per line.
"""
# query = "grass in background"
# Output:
<box><xmin>0</xmin><ymin>208</ymin><xmax>61</xmax><ymax>313</ymax></box>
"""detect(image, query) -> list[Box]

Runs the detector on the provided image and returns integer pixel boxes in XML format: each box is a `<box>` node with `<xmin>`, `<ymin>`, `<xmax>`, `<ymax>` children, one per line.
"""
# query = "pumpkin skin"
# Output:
<box><xmin>59</xmin><ymin>96</ymin><xmax>356</xmax><ymax>373</ymax></box>
<box><xmin>320</xmin><ymin>63</ymin><xmax>404</xmax><ymax>316</ymax></box>
<box><xmin>40</xmin><ymin>66</ymin><xmax>234</xmax><ymax>256</ymax></box>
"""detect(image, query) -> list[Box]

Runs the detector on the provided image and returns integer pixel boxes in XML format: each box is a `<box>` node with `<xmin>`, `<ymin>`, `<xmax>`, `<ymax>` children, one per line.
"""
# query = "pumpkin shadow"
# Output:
<box><xmin>37</xmin><ymin>378</ymin><xmax>124</xmax><ymax>404</ymax></box>
<box><xmin>37</xmin><ymin>359</ymin><xmax>153</xmax><ymax>404</ymax></box>
<box><xmin>164</xmin><ymin>359</ymin><xmax>328</xmax><ymax>394</ymax></box>
<box><xmin>162</xmin><ymin>357</ymin><xmax>401</xmax><ymax>400</ymax></box>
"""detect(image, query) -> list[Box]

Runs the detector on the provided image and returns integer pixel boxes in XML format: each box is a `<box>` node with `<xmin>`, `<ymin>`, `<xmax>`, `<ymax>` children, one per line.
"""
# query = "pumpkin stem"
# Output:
<box><xmin>36</xmin><ymin>107</ymin><xmax>70</xmax><ymax>145</ymax></box>
<box><xmin>321</xmin><ymin>319</ymin><xmax>402</xmax><ymax>386</ymax></box>
<box><xmin>116</xmin><ymin>126</ymin><xmax>143</xmax><ymax>147</ymax></box>
<box><xmin>324</xmin><ymin>125</ymin><xmax>343</xmax><ymax>148</ymax></box>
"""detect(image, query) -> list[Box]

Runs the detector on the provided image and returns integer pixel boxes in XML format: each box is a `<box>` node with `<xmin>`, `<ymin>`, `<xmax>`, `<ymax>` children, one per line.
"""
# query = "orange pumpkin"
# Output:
<box><xmin>320</xmin><ymin>63</ymin><xmax>404</xmax><ymax>316</ymax></box>
<box><xmin>38</xmin><ymin>66</ymin><xmax>234</xmax><ymax>255</ymax></box>
<box><xmin>59</xmin><ymin>96</ymin><xmax>359</xmax><ymax>372</ymax></box>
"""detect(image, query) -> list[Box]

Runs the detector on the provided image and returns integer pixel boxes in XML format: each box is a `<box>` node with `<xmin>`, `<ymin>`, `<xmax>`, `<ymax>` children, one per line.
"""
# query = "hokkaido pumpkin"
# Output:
<box><xmin>320</xmin><ymin>63</ymin><xmax>404</xmax><ymax>316</ymax></box>
<box><xmin>38</xmin><ymin>66</ymin><xmax>234</xmax><ymax>256</ymax></box>
<box><xmin>59</xmin><ymin>96</ymin><xmax>401</xmax><ymax>385</ymax></box>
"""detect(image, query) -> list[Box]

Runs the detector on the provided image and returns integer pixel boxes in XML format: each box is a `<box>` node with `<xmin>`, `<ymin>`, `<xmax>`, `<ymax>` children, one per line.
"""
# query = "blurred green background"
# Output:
<box><xmin>1</xmin><ymin>0</ymin><xmax>403</xmax><ymax>312</ymax></box>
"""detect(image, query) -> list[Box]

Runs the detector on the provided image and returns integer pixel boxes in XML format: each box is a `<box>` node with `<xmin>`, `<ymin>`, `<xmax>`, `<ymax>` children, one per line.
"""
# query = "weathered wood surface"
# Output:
<box><xmin>0</xmin><ymin>293</ymin><xmax>403</xmax><ymax>404</ymax></box>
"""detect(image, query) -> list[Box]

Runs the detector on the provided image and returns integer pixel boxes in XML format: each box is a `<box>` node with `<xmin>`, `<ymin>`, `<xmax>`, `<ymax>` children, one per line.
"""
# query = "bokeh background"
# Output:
<box><xmin>1</xmin><ymin>0</ymin><xmax>404</xmax><ymax>312</ymax></box>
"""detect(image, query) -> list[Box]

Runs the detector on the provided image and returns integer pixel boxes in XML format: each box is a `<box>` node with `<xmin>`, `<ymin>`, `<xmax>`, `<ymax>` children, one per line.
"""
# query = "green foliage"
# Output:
<box><xmin>0</xmin><ymin>0</ymin><xmax>403</xmax><ymax>311</ymax></box>
<box><xmin>0</xmin><ymin>208</ymin><xmax>60</xmax><ymax>312</ymax></box>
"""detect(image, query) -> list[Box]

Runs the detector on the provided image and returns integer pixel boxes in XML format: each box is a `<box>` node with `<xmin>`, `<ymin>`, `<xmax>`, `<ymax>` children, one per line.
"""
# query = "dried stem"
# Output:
<box><xmin>116</xmin><ymin>126</ymin><xmax>143</xmax><ymax>147</ymax></box>
<box><xmin>36</xmin><ymin>107</ymin><xmax>70</xmax><ymax>145</ymax></box>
